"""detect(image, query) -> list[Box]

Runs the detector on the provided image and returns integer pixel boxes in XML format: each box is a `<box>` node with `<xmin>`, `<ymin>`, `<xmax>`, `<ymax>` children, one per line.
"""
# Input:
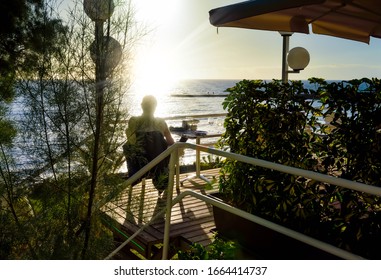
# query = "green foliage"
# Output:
<box><xmin>218</xmin><ymin>78</ymin><xmax>381</xmax><ymax>259</ymax></box>
<box><xmin>0</xmin><ymin>0</ymin><xmax>63</xmax><ymax>148</ymax></box>
<box><xmin>0</xmin><ymin>0</ymin><xmax>144</xmax><ymax>259</ymax></box>
<box><xmin>0</xmin><ymin>119</ymin><xmax>17</xmax><ymax>146</ymax></box>
<box><xmin>0</xmin><ymin>0</ymin><xmax>64</xmax><ymax>99</ymax></box>
<box><xmin>200</xmin><ymin>154</ymin><xmax>223</xmax><ymax>170</ymax></box>
<box><xmin>318</xmin><ymin>78</ymin><xmax>381</xmax><ymax>185</ymax></box>
<box><xmin>0</xmin><ymin>173</ymin><xmax>115</xmax><ymax>260</ymax></box>
<box><xmin>177</xmin><ymin>233</ymin><xmax>237</xmax><ymax>260</ymax></box>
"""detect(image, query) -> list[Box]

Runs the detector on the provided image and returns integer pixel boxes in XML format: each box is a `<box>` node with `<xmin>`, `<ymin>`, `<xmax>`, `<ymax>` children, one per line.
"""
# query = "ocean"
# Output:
<box><xmin>125</xmin><ymin>79</ymin><xmax>238</xmax><ymax>117</ymax></box>
<box><xmin>8</xmin><ymin>79</ymin><xmax>238</xmax><ymax>172</ymax></box>
<box><xmin>8</xmin><ymin>79</ymin><xmax>324</xmax><ymax>171</ymax></box>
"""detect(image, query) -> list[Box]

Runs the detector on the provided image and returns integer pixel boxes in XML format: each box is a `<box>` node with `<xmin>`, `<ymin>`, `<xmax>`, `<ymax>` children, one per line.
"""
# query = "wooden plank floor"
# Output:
<box><xmin>101</xmin><ymin>168</ymin><xmax>220</xmax><ymax>259</ymax></box>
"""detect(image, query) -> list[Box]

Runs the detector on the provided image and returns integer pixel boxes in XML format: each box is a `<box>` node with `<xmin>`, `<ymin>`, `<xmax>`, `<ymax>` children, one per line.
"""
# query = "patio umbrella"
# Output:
<box><xmin>209</xmin><ymin>0</ymin><xmax>381</xmax><ymax>81</ymax></box>
<box><xmin>209</xmin><ymin>0</ymin><xmax>381</xmax><ymax>44</ymax></box>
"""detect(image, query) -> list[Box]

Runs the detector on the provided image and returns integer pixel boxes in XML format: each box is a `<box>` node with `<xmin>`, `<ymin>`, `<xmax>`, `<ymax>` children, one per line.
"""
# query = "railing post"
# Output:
<box><xmin>162</xmin><ymin>147</ymin><xmax>178</xmax><ymax>259</ymax></box>
<box><xmin>176</xmin><ymin>149</ymin><xmax>180</xmax><ymax>188</ymax></box>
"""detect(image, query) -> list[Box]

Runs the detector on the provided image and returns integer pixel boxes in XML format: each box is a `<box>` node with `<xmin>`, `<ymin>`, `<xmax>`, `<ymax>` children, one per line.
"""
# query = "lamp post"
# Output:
<box><xmin>83</xmin><ymin>0</ymin><xmax>120</xmax><ymax>258</ymax></box>
<box><xmin>280</xmin><ymin>32</ymin><xmax>310</xmax><ymax>83</ymax></box>
<box><xmin>281</xmin><ymin>32</ymin><xmax>292</xmax><ymax>83</ymax></box>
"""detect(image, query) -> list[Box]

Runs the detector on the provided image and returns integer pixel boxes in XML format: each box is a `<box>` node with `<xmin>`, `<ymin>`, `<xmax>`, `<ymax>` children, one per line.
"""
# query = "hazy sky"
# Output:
<box><xmin>131</xmin><ymin>0</ymin><xmax>381</xmax><ymax>81</ymax></box>
<box><xmin>69</xmin><ymin>0</ymin><xmax>381</xmax><ymax>81</ymax></box>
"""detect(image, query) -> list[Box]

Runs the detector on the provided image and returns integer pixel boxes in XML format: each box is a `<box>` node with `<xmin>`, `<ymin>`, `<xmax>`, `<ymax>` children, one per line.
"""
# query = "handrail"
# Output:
<box><xmin>104</xmin><ymin>142</ymin><xmax>380</xmax><ymax>260</ymax></box>
<box><xmin>167</xmin><ymin>190</ymin><xmax>363</xmax><ymax>260</ymax></box>
<box><xmin>104</xmin><ymin>188</ymin><xmax>363</xmax><ymax>260</ymax></box>
<box><xmin>188</xmin><ymin>143</ymin><xmax>381</xmax><ymax>197</ymax></box>
<box><xmin>96</xmin><ymin>145</ymin><xmax>178</xmax><ymax>210</ymax></box>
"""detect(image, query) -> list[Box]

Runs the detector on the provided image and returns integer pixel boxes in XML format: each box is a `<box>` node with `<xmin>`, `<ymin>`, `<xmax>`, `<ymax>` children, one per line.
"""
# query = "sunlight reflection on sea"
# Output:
<box><xmin>124</xmin><ymin>79</ymin><xmax>238</xmax><ymax>117</ymax></box>
<box><xmin>122</xmin><ymin>79</ymin><xmax>237</xmax><ymax>168</ymax></box>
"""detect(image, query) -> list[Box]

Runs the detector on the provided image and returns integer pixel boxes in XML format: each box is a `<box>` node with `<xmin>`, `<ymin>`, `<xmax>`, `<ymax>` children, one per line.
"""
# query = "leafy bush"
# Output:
<box><xmin>177</xmin><ymin>233</ymin><xmax>237</xmax><ymax>260</ymax></box>
<box><xmin>218</xmin><ymin>78</ymin><xmax>381</xmax><ymax>259</ymax></box>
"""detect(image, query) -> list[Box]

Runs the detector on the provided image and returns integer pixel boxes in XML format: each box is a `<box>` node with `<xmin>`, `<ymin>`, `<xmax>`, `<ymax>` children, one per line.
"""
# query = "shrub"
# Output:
<box><xmin>217</xmin><ymin>78</ymin><xmax>381</xmax><ymax>259</ymax></box>
<box><xmin>177</xmin><ymin>233</ymin><xmax>237</xmax><ymax>260</ymax></box>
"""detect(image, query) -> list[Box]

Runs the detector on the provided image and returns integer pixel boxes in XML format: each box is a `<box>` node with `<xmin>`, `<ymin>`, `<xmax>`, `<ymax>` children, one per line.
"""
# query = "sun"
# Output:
<box><xmin>132</xmin><ymin>45</ymin><xmax>183</xmax><ymax>97</ymax></box>
<box><xmin>127</xmin><ymin>0</ymin><xmax>187</xmax><ymax>96</ymax></box>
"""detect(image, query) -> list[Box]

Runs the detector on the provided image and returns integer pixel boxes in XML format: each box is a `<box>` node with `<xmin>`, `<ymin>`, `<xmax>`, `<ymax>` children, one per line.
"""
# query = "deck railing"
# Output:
<box><xmin>104</xmin><ymin>142</ymin><xmax>381</xmax><ymax>260</ymax></box>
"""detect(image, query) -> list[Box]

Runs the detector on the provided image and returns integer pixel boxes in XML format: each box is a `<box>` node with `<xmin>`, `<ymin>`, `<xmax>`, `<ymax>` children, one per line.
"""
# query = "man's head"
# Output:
<box><xmin>141</xmin><ymin>95</ymin><xmax>157</xmax><ymax>115</ymax></box>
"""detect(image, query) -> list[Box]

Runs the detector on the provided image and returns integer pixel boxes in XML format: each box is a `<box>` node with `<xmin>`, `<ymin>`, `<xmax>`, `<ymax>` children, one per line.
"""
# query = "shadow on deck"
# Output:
<box><xmin>101</xmin><ymin>168</ymin><xmax>220</xmax><ymax>259</ymax></box>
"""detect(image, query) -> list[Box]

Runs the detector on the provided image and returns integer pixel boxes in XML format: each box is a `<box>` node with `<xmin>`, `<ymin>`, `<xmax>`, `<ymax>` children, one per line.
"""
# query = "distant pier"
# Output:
<box><xmin>170</xmin><ymin>94</ymin><xmax>228</xmax><ymax>97</ymax></box>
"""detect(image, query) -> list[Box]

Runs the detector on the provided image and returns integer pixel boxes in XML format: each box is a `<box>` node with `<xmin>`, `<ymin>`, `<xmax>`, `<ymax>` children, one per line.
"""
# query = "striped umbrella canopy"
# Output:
<box><xmin>209</xmin><ymin>0</ymin><xmax>381</xmax><ymax>44</ymax></box>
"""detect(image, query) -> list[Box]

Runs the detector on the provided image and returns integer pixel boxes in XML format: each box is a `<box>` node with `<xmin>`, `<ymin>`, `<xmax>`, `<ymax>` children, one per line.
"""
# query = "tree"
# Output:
<box><xmin>0</xmin><ymin>0</ymin><xmax>57</xmax><ymax>152</ymax></box>
<box><xmin>1</xmin><ymin>0</ymin><xmax>144</xmax><ymax>259</ymax></box>
<box><xmin>0</xmin><ymin>0</ymin><xmax>65</xmax><ymax>259</ymax></box>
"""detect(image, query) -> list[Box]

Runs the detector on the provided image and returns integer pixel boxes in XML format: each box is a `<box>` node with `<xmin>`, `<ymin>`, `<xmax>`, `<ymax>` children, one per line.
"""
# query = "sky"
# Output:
<box><xmin>66</xmin><ymin>0</ymin><xmax>381</xmax><ymax>82</ymax></box>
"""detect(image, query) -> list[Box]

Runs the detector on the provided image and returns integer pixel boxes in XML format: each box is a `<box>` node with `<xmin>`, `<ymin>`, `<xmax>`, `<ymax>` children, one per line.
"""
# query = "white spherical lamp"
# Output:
<box><xmin>287</xmin><ymin>47</ymin><xmax>310</xmax><ymax>71</ymax></box>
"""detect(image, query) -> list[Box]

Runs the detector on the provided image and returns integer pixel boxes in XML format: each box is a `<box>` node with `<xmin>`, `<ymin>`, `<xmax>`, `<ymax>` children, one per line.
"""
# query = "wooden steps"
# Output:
<box><xmin>101</xmin><ymin>168</ymin><xmax>220</xmax><ymax>259</ymax></box>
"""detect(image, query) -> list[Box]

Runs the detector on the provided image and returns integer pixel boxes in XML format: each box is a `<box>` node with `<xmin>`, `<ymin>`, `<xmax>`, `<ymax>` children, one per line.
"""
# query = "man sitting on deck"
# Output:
<box><xmin>123</xmin><ymin>95</ymin><xmax>175</xmax><ymax>194</ymax></box>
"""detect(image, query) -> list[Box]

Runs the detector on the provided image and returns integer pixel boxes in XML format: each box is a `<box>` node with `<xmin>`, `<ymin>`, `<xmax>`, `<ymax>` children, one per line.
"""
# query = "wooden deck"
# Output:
<box><xmin>101</xmin><ymin>168</ymin><xmax>220</xmax><ymax>259</ymax></box>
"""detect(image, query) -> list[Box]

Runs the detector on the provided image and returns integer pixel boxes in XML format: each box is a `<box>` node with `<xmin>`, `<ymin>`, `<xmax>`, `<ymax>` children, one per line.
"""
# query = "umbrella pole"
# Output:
<box><xmin>281</xmin><ymin>33</ymin><xmax>291</xmax><ymax>83</ymax></box>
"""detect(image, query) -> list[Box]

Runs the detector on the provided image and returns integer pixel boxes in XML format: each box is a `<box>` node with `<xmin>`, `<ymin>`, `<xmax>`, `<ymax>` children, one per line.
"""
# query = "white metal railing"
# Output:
<box><xmin>104</xmin><ymin>142</ymin><xmax>381</xmax><ymax>260</ymax></box>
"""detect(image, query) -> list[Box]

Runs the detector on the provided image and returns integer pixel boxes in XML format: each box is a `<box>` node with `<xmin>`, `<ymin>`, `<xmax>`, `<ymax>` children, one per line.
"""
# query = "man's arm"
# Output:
<box><xmin>163</xmin><ymin>122</ymin><xmax>175</xmax><ymax>145</ymax></box>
